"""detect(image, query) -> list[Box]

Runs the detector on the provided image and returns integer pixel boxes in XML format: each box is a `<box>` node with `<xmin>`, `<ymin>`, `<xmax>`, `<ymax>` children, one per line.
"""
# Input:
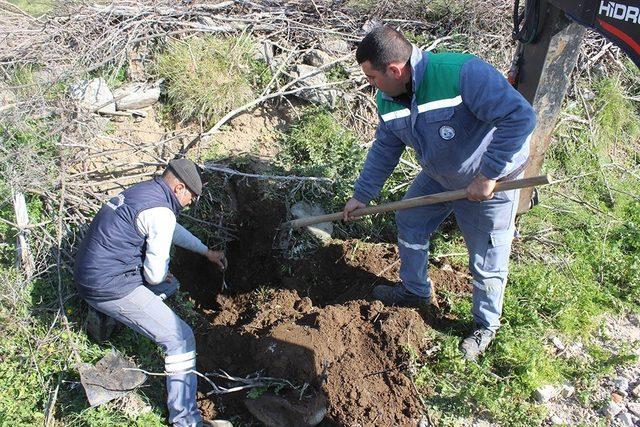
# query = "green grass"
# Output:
<box><xmin>6</xmin><ymin>0</ymin><xmax>54</xmax><ymax>16</ymax></box>
<box><xmin>0</xmin><ymin>266</ymin><xmax>187</xmax><ymax>425</ymax></box>
<box><xmin>154</xmin><ymin>35</ymin><xmax>271</xmax><ymax>126</ymax></box>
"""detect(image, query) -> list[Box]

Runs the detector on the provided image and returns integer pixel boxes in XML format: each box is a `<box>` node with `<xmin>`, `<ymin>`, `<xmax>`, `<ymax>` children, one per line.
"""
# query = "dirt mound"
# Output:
<box><xmin>197</xmin><ymin>289</ymin><xmax>431</xmax><ymax>425</ymax></box>
<box><xmin>171</xmin><ymin>178</ymin><xmax>472</xmax><ymax>424</ymax></box>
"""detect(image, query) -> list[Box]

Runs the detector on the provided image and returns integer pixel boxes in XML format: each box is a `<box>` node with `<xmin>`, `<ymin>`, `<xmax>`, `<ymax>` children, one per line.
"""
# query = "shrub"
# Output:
<box><xmin>154</xmin><ymin>35</ymin><xmax>270</xmax><ymax>126</ymax></box>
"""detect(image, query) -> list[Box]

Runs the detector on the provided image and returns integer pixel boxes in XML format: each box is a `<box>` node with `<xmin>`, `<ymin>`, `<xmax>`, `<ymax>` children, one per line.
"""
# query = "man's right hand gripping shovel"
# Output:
<box><xmin>342</xmin><ymin>197</ymin><xmax>366</xmax><ymax>222</ymax></box>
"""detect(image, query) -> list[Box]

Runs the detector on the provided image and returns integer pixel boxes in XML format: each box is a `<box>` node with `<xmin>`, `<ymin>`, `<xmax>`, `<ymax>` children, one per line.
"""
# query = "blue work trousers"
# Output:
<box><xmin>396</xmin><ymin>172</ymin><xmax>519</xmax><ymax>332</ymax></box>
<box><xmin>85</xmin><ymin>278</ymin><xmax>201</xmax><ymax>427</ymax></box>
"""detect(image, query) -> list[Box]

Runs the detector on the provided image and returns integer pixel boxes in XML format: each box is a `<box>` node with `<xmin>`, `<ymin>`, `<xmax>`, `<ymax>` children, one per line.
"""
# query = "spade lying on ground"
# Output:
<box><xmin>78</xmin><ymin>351</ymin><xmax>147</xmax><ymax>407</ymax></box>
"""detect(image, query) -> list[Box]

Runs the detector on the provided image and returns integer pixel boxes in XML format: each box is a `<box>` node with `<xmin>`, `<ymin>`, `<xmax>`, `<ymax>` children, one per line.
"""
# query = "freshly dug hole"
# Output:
<box><xmin>171</xmin><ymin>178</ymin><xmax>470</xmax><ymax>424</ymax></box>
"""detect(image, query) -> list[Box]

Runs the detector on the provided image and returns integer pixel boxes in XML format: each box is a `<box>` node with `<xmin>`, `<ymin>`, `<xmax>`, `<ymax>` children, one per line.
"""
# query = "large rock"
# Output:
<box><xmin>290</xmin><ymin>201</ymin><xmax>333</xmax><ymax>242</ymax></box>
<box><xmin>290</xmin><ymin>64</ymin><xmax>338</xmax><ymax>108</ymax></box>
<box><xmin>69</xmin><ymin>78</ymin><xmax>116</xmax><ymax>113</ymax></box>
<box><xmin>113</xmin><ymin>80</ymin><xmax>161</xmax><ymax>111</ymax></box>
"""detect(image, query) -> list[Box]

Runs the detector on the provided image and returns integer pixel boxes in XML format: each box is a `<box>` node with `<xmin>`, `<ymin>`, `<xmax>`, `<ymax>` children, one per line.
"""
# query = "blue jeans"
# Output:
<box><xmin>85</xmin><ymin>277</ymin><xmax>202</xmax><ymax>427</ymax></box>
<box><xmin>396</xmin><ymin>172</ymin><xmax>518</xmax><ymax>332</ymax></box>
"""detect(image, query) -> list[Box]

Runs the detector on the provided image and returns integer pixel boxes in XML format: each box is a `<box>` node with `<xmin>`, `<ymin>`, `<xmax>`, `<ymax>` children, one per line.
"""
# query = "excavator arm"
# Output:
<box><xmin>510</xmin><ymin>0</ymin><xmax>639</xmax><ymax>213</ymax></box>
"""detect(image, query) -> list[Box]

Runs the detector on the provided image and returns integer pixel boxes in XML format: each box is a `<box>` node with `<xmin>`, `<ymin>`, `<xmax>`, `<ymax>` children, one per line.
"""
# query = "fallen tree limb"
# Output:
<box><xmin>202</xmin><ymin>163</ymin><xmax>333</xmax><ymax>183</ymax></box>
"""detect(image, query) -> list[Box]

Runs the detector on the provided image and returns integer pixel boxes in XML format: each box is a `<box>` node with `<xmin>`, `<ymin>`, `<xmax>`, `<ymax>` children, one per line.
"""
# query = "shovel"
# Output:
<box><xmin>283</xmin><ymin>174</ymin><xmax>552</xmax><ymax>230</ymax></box>
<box><xmin>78</xmin><ymin>351</ymin><xmax>147</xmax><ymax>407</ymax></box>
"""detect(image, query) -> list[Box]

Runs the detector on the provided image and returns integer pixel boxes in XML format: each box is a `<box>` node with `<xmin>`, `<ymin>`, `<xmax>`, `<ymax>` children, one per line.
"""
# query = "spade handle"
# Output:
<box><xmin>285</xmin><ymin>174</ymin><xmax>552</xmax><ymax>229</ymax></box>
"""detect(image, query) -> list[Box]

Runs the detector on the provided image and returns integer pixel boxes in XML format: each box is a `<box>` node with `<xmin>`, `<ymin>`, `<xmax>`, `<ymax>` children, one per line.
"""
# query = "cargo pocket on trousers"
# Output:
<box><xmin>482</xmin><ymin>229</ymin><xmax>514</xmax><ymax>272</ymax></box>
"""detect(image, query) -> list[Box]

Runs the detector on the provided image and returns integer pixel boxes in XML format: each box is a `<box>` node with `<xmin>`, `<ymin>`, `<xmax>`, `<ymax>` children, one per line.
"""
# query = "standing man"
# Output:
<box><xmin>343</xmin><ymin>26</ymin><xmax>536</xmax><ymax>361</ymax></box>
<box><xmin>74</xmin><ymin>159</ymin><xmax>227</xmax><ymax>426</ymax></box>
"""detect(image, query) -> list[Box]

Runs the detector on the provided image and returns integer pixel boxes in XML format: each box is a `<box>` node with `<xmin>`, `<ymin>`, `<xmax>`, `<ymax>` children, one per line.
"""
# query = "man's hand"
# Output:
<box><xmin>466</xmin><ymin>174</ymin><xmax>497</xmax><ymax>201</ymax></box>
<box><xmin>342</xmin><ymin>197</ymin><xmax>366</xmax><ymax>222</ymax></box>
<box><xmin>206</xmin><ymin>249</ymin><xmax>227</xmax><ymax>271</ymax></box>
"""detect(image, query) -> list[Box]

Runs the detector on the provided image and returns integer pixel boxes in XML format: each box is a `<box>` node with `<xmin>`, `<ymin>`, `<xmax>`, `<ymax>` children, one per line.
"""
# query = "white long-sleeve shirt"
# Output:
<box><xmin>135</xmin><ymin>207</ymin><xmax>208</xmax><ymax>285</ymax></box>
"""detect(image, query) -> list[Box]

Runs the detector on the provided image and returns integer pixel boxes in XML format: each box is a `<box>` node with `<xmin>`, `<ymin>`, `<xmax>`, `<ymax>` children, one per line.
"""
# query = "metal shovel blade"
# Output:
<box><xmin>78</xmin><ymin>351</ymin><xmax>147</xmax><ymax>407</ymax></box>
<box><xmin>245</xmin><ymin>391</ymin><xmax>328</xmax><ymax>427</ymax></box>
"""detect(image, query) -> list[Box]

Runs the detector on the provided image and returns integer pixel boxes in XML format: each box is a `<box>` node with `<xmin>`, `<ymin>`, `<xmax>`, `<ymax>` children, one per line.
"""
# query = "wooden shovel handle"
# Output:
<box><xmin>285</xmin><ymin>174</ymin><xmax>551</xmax><ymax>229</ymax></box>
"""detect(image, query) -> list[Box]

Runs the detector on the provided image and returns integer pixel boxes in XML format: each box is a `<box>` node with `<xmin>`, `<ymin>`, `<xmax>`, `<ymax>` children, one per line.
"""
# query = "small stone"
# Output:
<box><xmin>32</xmin><ymin>69</ymin><xmax>56</xmax><ymax>85</ymax></box>
<box><xmin>603</xmin><ymin>401</ymin><xmax>623</xmax><ymax>418</ymax></box>
<box><xmin>304</xmin><ymin>49</ymin><xmax>333</xmax><ymax>67</ymax></box>
<box><xmin>560</xmin><ymin>383</ymin><xmax>575</xmax><ymax>398</ymax></box>
<box><xmin>321</xmin><ymin>38</ymin><xmax>350</xmax><ymax>55</ymax></box>
<box><xmin>533</xmin><ymin>385</ymin><xmax>558</xmax><ymax>403</ymax></box>
<box><xmin>441</xmin><ymin>263</ymin><xmax>454</xmax><ymax>272</ymax></box>
<box><xmin>612</xmin><ymin>392</ymin><xmax>624</xmax><ymax>403</ymax></box>
<box><xmin>582</xmin><ymin>88</ymin><xmax>596</xmax><ymax>101</ymax></box>
<box><xmin>550</xmin><ymin>415</ymin><xmax>564</xmax><ymax>425</ymax></box>
<box><xmin>288</xmin><ymin>64</ymin><xmax>338</xmax><ymax>108</ymax></box>
<box><xmin>0</xmin><ymin>83</ymin><xmax>16</xmax><ymax>107</ymax></box>
<box><xmin>617</xmin><ymin>411</ymin><xmax>634</xmax><ymax>427</ymax></box>
<box><xmin>632</xmin><ymin>384</ymin><xmax>640</xmax><ymax>399</ymax></box>
<box><xmin>620</xmin><ymin>370</ymin><xmax>634</xmax><ymax>380</ymax></box>
<box><xmin>615</xmin><ymin>377</ymin><xmax>630</xmax><ymax>393</ymax></box>
<box><xmin>563</xmin><ymin>342</ymin><xmax>584</xmax><ymax>358</ymax></box>
<box><xmin>294</xmin><ymin>297</ymin><xmax>313</xmax><ymax>314</ymax></box>
<box><xmin>550</xmin><ymin>335</ymin><xmax>565</xmax><ymax>351</ymax></box>
<box><xmin>628</xmin><ymin>402</ymin><xmax>640</xmax><ymax>417</ymax></box>
<box><xmin>69</xmin><ymin>78</ymin><xmax>116</xmax><ymax>114</ymax></box>
<box><xmin>252</xmin><ymin>40</ymin><xmax>273</xmax><ymax>64</ymax></box>
<box><xmin>366</xmin><ymin>300</ymin><xmax>384</xmax><ymax>321</ymax></box>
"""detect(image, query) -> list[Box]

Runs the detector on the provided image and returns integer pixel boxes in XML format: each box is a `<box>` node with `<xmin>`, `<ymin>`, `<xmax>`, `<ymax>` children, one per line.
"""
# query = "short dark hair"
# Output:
<box><xmin>356</xmin><ymin>25</ymin><xmax>412</xmax><ymax>71</ymax></box>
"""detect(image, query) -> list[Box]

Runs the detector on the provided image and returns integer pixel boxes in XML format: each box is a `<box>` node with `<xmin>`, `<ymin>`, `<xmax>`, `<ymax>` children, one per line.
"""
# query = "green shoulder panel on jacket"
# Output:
<box><xmin>416</xmin><ymin>52</ymin><xmax>475</xmax><ymax>105</ymax></box>
<box><xmin>376</xmin><ymin>90</ymin><xmax>407</xmax><ymax>115</ymax></box>
<box><xmin>374</xmin><ymin>52</ymin><xmax>476</xmax><ymax>116</ymax></box>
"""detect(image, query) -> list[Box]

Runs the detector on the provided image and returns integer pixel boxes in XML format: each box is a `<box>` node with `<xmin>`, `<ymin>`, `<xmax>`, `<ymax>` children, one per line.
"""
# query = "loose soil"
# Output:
<box><xmin>171</xmin><ymin>178</ymin><xmax>472</xmax><ymax>425</ymax></box>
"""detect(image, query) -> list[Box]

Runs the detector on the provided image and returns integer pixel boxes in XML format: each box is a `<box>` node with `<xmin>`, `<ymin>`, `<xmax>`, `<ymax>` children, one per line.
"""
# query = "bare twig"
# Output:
<box><xmin>202</xmin><ymin>163</ymin><xmax>333</xmax><ymax>182</ymax></box>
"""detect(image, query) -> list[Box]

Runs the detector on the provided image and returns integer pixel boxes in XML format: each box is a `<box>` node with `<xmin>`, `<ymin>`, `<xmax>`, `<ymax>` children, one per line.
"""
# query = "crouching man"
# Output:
<box><xmin>74</xmin><ymin>159</ymin><xmax>227</xmax><ymax>426</ymax></box>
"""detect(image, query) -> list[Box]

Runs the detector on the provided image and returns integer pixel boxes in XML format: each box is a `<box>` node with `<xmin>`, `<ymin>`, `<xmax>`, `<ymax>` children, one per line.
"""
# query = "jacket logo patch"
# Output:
<box><xmin>439</xmin><ymin>125</ymin><xmax>456</xmax><ymax>140</ymax></box>
<box><xmin>106</xmin><ymin>194</ymin><xmax>125</xmax><ymax>210</ymax></box>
